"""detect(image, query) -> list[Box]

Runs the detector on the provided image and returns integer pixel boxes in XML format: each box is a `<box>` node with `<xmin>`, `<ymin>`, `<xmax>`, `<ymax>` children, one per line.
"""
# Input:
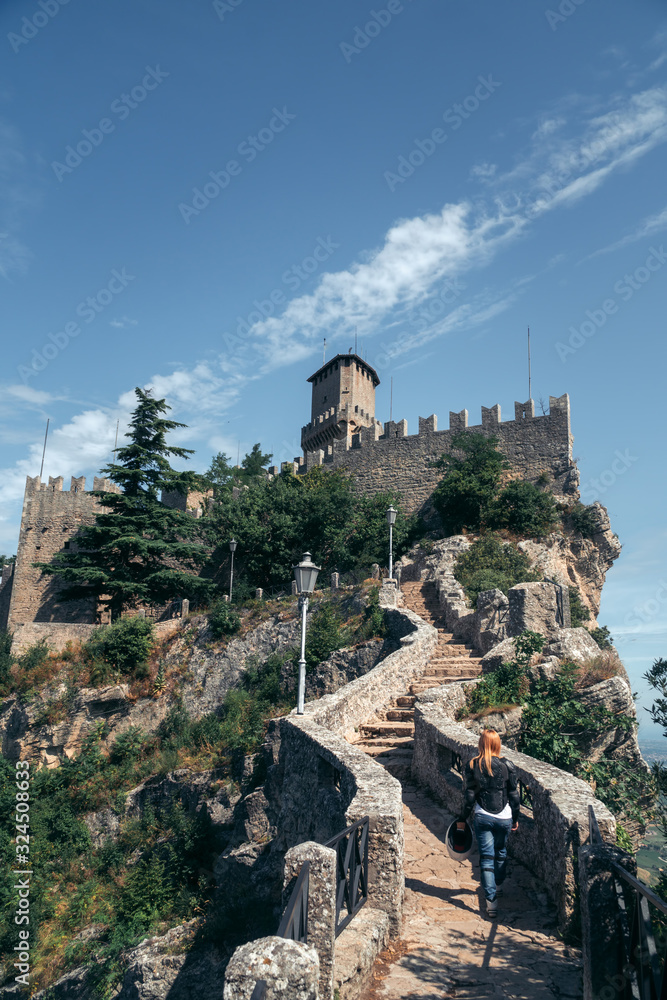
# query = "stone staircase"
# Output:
<box><xmin>348</xmin><ymin>580</ymin><xmax>483</xmax><ymax>780</ymax></box>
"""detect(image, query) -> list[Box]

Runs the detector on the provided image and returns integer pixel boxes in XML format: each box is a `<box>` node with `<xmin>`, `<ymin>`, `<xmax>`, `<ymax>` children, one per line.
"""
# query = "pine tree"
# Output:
<box><xmin>36</xmin><ymin>388</ymin><xmax>216</xmax><ymax>619</ymax></box>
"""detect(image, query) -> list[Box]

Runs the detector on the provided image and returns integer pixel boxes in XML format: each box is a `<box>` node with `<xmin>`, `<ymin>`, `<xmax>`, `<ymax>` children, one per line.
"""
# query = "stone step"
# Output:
<box><xmin>384</xmin><ymin>708</ymin><xmax>414</xmax><ymax>722</ymax></box>
<box><xmin>359</xmin><ymin>721</ymin><xmax>414</xmax><ymax>738</ymax></box>
<box><xmin>396</xmin><ymin>695</ymin><xmax>416</xmax><ymax>707</ymax></box>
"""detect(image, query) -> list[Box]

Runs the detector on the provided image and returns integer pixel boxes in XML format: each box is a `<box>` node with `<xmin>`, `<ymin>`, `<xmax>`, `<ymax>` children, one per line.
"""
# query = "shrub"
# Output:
<box><xmin>568</xmin><ymin>502</ymin><xmax>600</xmax><ymax>539</ymax></box>
<box><xmin>487</xmin><ymin>480</ymin><xmax>559</xmax><ymax>538</ymax></box>
<box><xmin>305</xmin><ymin>601</ymin><xmax>350</xmax><ymax>671</ymax></box>
<box><xmin>359</xmin><ymin>586</ymin><xmax>387</xmax><ymax>640</ymax></box>
<box><xmin>461</xmin><ymin>631</ymin><xmax>545</xmax><ymax>716</ymax></box>
<box><xmin>16</xmin><ymin>638</ymin><xmax>49</xmax><ymax>673</ymax></box>
<box><xmin>110</xmin><ymin>726</ymin><xmax>146</xmax><ymax>764</ymax></box>
<box><xmin>568</xmin><ymin>586</ymin><xmax>591</xmax><ymax>628</ymax></box>
<box><xmin>572</xmin><ymin>651</ymin><xmax>622</xmax><ymax>689</ymax></box>
<box><xmin>0</xmin><ymin>630</ymin><xmax>12</xmax><ymax>685</ymax></box>
<box><xmin>87</xmin><ymin>617</ymin><xmax>155</xmax><ymax>677</ymax></box>
<box><xmin>453</xmin><ymin>533</ymin><xmax>541</xmax><ymax>606</ymax></box>
<box><xmin>589</xmin><ymin>625</ymin><xmax>613</xmax><ymax>650</ymax></box>
<box><xmin>208</xmin><ymin>600</ymin><xmax>241</xmax><ymax>639</ymax></box>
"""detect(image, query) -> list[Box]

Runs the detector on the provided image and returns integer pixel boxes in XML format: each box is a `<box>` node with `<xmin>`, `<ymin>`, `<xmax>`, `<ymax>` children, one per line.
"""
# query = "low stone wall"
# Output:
<box><xmin>225</xmin><ymin>597</ymin><xmax>438</xmax><ymax>999</ymax></box>
<box><xmin>10</xmin><ymin>617</ymin><xmax>183</xmax><ymax>655</ymax></box>
<box><xmin>412</xmin><ymin>694</ymin><xmax>616</xmax><ymax>935</ymax></box>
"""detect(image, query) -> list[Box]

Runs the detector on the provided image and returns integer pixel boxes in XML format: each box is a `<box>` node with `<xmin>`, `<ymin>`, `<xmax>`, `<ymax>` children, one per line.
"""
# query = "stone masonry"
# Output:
<box><xmin>295</xmin><ymin>354</ymin><xmax>578</xmax><ymax>517</ymax></box>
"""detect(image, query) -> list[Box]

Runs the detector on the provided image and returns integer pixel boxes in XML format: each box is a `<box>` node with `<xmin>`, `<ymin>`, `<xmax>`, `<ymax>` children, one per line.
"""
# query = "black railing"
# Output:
<box><xmin>451</xmin><ymin>750</ymin><xmax>463</xmax><ymax>774</ymax></box>
<box><xmin>589</xmin><ymin>805</ymin><xmax>667</xmax><ymax>999</ymax></box>
<box><xmin>325</xmin><ymin>816</ymin><xmax>369</xmax><ymax>936</ymax></box>
<box><xmin>277</xmin><ymin>859</ymin><xmax>311</xmax><ymax>943</ymax></box>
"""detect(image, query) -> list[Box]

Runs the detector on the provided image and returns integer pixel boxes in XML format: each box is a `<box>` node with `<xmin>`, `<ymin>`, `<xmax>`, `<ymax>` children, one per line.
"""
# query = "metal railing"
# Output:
<box><xmin>519</xmin><ymin>779</ymin><xmax>533</xmax><ymax>811</ymax></box>
<box><xmin>250</xmin><ymin>981</ymin><xmax>267</xmax><ymax>1000</ymax></box>
<box><xmin>277</xmin><ymin>859</ymin><xmax>311</xmax><ymax>943</ymax></box>
<box><xmin>589</xmin><ymin>805</ymin><xmax>667</xmax><ymax>999</ymax></box>
<box><xmin>325</xmin><ymin>815</ymin><xmax>369</xmax><ymax>936</ymax></box>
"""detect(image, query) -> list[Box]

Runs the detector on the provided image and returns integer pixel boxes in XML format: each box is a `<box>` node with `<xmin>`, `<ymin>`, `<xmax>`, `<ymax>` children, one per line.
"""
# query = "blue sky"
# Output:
<box><xmin>1</xmin><ymin>0</ymin><xmax>666</xmax><ymax>735</ymax></box>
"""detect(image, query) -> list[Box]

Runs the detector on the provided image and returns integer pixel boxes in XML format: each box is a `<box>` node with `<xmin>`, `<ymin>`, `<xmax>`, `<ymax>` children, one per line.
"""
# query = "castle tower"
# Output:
<box><xmin>301</xmin><ymin>353</ymin><xmax>382</xmax><ymax>454</ymax></box>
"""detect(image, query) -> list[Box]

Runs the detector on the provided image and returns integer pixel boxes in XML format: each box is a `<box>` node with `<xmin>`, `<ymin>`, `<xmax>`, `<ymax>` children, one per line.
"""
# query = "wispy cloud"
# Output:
<box><xmin>0</xmin><ymin>119</ymin><xmax>39</xmax><ymax>281</ymax></box>
<box><xmin>109</xmin><ymin>316</ymin><xmax>138</xmax><ymax>329</ymax></box>
<box><xmin>582</xmin><ymin>204</ymin><xmax>667</xmax><ymax>260</ymax></box>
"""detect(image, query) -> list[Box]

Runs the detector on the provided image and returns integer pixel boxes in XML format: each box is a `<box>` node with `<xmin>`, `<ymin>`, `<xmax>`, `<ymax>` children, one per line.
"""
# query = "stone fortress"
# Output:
<box><xmin>273</xmin><ymin>351</ymin><xmax>579</xmax><ymax>514</ymax></box>
<box><xmin>1</xmin><ymin>352</ymin><xmax>579</xmax><ymax>643</ymax></box>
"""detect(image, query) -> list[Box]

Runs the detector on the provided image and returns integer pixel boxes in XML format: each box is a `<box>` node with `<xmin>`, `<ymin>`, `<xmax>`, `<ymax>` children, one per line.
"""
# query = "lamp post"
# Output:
<box><xmin>386</xmin><ymin>506</ymin><xmax>397</xmax><ymax>580</ymax></box>
<box><xmin>229</xmin><ymin>539</ymin><xmax>237</xmax><ymax>602</ymax></box>
<box><xmin>293</xmin><ymin>552</ymin><xmax>321</xmax><ymax>715</ymax></box>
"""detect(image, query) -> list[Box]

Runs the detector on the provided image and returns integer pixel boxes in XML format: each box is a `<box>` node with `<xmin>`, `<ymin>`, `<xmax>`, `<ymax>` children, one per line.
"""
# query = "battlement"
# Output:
<box><xmin>302</xmin><ymin>394</ymin><xmax>575</xmax><ymax>516</ymax></box>
<box><xmin>24</xmin><ymin>475</ymin><xmax>121</xmax><ymax>495</ymax></box>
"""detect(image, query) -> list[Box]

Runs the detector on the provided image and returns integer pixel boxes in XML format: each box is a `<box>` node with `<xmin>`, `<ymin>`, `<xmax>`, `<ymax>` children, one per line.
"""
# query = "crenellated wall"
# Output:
<box><xmin>4</xmin><ymin>475</ymin><xmax>122</xmax><ymax>631</ymax></box>
<box><xmin>301</xmin><ymin>394</ymin><xmax>578</xmax><ymax>516</ymax></box>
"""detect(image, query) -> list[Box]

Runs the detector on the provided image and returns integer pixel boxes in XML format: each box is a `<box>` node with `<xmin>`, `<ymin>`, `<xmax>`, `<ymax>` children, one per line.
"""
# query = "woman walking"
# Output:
<box><xmin>460</xmin><ymin>729</ymin><xmax>520</xmax><ymax>918</ymax></box>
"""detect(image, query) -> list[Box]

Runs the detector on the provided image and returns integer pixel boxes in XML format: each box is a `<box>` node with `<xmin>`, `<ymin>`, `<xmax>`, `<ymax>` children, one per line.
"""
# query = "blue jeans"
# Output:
<box><xmin>473</xmin><ymin>812</ymin><xmax>512</xmax><ymax>902</ymax></box>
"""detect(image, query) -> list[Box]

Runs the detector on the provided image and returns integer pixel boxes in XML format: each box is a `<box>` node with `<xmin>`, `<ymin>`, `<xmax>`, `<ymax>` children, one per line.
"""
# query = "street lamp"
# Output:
<box><xmin>293</xmin><ymin>552</ymin><xmax>321</xmax><ymax>715</ymax></box>
<box><xmin>229</xmin><ymin>539</ymin><xmax>237</xmax><ymax>602</ymax></box>
<box><xmin>386</xmin><ymin>506</ymin><xmax>397</xmax><ymax>580</ymax></box>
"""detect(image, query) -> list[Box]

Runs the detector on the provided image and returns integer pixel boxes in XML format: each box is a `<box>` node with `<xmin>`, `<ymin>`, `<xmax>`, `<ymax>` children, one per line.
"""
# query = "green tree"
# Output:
<box><xmin>240</xmin><ymin>443</ymin><xmax>273</xmax><ymax>481</ymax></box>
<box><xmin>431</xmin><ymin>433</ymin><xmax>509</xmax><ymax>534</ymax></box>
<box><xmin>205</xmin><ymin>451</ymin><xmax>236</xmax><ymax>496</ymax></box>
<box><xmin>568</xmin><ymin>586</ymin><xmax>591</xmax><ymax>628</ymax></box>
<box><xmin>487</xmin><ymin>480</ymin><xmax>559</xmax><ymax>537</ymax></box>
<box><xmin>35</xmin><ymin>388</ymin><xmax>215</xmax><ymax>619</ymax></box>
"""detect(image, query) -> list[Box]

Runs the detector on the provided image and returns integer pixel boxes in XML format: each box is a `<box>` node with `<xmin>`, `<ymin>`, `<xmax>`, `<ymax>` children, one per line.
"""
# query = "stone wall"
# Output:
<box><xmin>303</xmin><ymin>394</ymin><xmax>576</xmax><ymax>516</ymax></box>
<box><xmin>6</xmin><ymin>475</ymin><xmax>121</xmax><ymax>631</ymax></box>
<box><xmin>411</xmin><ymin>695</ymin><xmax>616</xmax><ymax>935</ymax></box>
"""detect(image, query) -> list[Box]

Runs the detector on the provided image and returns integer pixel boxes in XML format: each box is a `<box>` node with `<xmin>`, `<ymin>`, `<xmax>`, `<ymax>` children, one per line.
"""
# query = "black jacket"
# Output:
<box><xmin>462</xmin><ymin>756</ymin><xmax>520</xmax><ymax>823</ymax></box>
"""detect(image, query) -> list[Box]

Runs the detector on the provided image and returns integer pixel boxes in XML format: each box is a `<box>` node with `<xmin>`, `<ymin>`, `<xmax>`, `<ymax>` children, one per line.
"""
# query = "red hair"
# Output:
<box><xmin>474</xmin><ymin>729</ymin><xmax>501</xmax><ymax>776</ymax></box>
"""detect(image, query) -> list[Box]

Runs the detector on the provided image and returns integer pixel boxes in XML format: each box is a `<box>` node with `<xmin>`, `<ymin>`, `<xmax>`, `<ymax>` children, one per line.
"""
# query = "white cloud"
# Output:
<box><xmin>469</xmin><ymin>162</ymin><xmax>497</xmax><ymax>181</ymax></box>
<box><xmin>109</xmin><ymin>316</ymin><xmax>138</xmax><ymax>329</ymax></box>
<box><xmin>582</xmin><ymin>204</ymin><xmax>667</xmax><ymax>259</ymax></box>
<box><xmin>2</xmin><ymin>385</ymin><xmax>53</xmax><ymax>406</ymax></box>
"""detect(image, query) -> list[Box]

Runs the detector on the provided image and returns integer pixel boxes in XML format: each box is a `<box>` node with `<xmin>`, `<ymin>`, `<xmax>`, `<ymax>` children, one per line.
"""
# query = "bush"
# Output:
<box><xmin>568</xmin><ymin>502</ymin><xmax>600</xmax><ymax>539</ymax></box>
<box><xmin>0</xmin><ymin>630</ymin><xmax>12</xmax><ymax>685</ymax></box>
<box><xmin>305</xmin><ymin>601</ymin><xmax>350</xmax><ymax>671</ymax></box>
<box><xmin>453</xmin><ymin>533</ymin><xmax>541</xmax><ymax>606</ymax></box>
<box><xmin>461</xmin><ymin>630</ymin><xmax>545</xmax><ymax>716</ymax></box>
<box><xmin>572</xmin><ymin>651</ymin><xmax>622</xmax><ymax>689</ymax></box>
<box><xmin>16</xmin><ymin>638</ymin><xmax>49</xmax><ymax>673</ymax></box>
<box><xmin>487</xmin><ymin>480</ymin><xmax>559</xmax><ymax>538</ymax></box>
<box><xmin>359</xmin><ymin>586</ymin><xmax>387</xmax><ymax>640</ymax></box>
<box><xmin>589</xmin><ymin>625</ymin><xmax>613</xmax><ymax>650</ymax></box>
<box><xmin>87</xmin><ymin>617</ymin><xmax>154</xmax><ymax>677</ymax></box>
<box><xmin>568</xmin><ymin>586</ymin><xmax>591</xmax><ymax>628</ymax></box>
<box><xmin>208</xmin><ymin>599</ymin><xmax>241</xmax><ymax>639</ymax></box>
<box><xmin>110</xmin><ymin>726</ymin><xmax>146</xmax><ymax>764</ymax></box>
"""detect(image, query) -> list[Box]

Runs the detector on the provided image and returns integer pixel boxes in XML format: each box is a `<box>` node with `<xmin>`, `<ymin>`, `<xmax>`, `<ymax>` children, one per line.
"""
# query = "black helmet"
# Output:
<box><xmin>446</xmin><ymin>818</ymin><xmax>475</xmax><ymax>862</ymax></box>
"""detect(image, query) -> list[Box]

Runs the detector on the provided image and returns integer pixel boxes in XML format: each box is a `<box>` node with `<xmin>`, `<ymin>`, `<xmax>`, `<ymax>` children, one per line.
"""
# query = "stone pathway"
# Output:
<box><xmin>349</xmin><ymin>582</ymin><xmax>583</xmax><ymax>1000</ymax></box>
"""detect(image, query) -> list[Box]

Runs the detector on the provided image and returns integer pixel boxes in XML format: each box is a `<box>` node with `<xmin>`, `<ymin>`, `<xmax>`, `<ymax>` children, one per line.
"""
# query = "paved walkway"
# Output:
<box><xmin>350</xmin><ymin>582</ymin><xmax>583</xmax><ymax>1000</ymax></box>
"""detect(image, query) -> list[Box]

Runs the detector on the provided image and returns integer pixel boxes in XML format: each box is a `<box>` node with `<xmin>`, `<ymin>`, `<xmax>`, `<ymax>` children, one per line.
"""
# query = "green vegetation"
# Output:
<box><xmin>453</xmin><ymin>533</ymin><xmax>541</xmax><ymax>606</ymax></box>
<box><xmin>87</xmin><ymin>617</ymin><xmax>155</xmax><ymax>678</ymax></box>
<box><xmin>0</xmin><ymin>630</ymin><xmax>13</xmax><ymax>686</ymax></box>
<box><xmin>208</xmin><ymin>465</ymin><xmax>419</xmax><ymax>593</ymax></box>
<box><xmin>460</xmin><ymin>631</ymin><xmax>545</xmax><ymax>715</ymax></box>
<box><xmin>207</xmin><ymin>599</ymin><xmax>241</xmax><ymax>639</ymax></box>
<box><xmin>568</xmin><ymin>502</ymin><xmax>600</xmax><ymax>539</ymax></box>
<box><xmin>205</xmin><ymin>444</ymin><xmax>273</xmax><ymax>496</ymax></box>
<box><xmin>459</xmin><ymin>633</ymin><xmax>649</xmax><ymax>830</ymax></box>
<box><xmin>487</xmin><ymin>480</ymin><xmax>559</xmax><ymax>538</ymax></box>
<box><xmin>35</xmin><ymin>388</ymin><xmax>216</xmax><ymax>619</ymax></box>
<box><xmin>589</xmin><ymin>625</ymin><xmax>613</xmax><ymax>649</ymax></box>
<box><xmin>431</xmin><ymin>433</ymin><xmax>508</xmax><ymax>534</ymax></box>
<box><xmin>568</xmin><ymin>586</ymin><xmax>591</xmax><ymax>628</ymax></box>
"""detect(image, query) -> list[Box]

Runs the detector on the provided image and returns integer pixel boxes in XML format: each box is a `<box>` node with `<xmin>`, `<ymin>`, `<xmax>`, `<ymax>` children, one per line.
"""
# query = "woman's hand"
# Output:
<box><xmin>511</xmin><ymin>822</ymin><xmax>519</xmax><ymax>832</ymax></box>
<box><xmin>456</xmin><ymin>821</ymin><xmax>466</xmax><ymax>830</ymax></box>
